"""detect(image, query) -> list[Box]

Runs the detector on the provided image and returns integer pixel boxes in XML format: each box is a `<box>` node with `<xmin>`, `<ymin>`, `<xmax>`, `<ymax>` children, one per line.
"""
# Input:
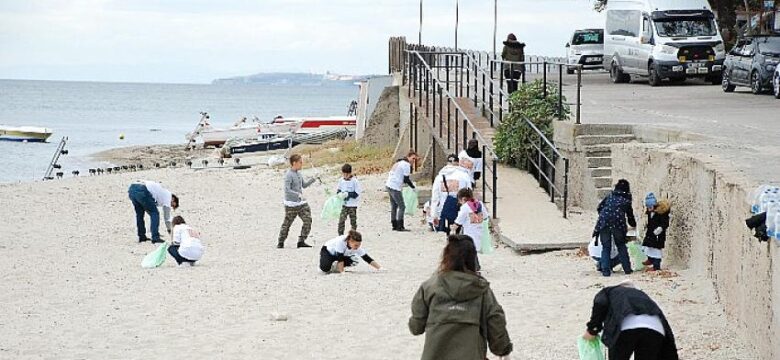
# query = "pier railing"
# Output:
<box><xmin>394</xmin><ymin>39</ymin><xmax>572</xmax><ymax>218</ymax></box>
<box><xmin>405</xmin><ymin>49</ymin><xmax>499</xmax><ymax>218</ymax></box>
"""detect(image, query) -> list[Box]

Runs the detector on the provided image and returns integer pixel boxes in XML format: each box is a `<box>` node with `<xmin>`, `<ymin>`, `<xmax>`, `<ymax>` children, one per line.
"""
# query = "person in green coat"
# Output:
<box><xmin>409</xmin><ymin>234</ymin><xmax>513</xmax><ymax>360</ymax></box>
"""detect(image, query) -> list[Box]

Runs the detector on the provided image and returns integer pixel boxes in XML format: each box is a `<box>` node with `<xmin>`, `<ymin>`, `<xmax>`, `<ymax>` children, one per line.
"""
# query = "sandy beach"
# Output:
<box><xmin>0</xmin><ymin>164</ymin><xmax>758</xmax><ymax>359</ymax></box>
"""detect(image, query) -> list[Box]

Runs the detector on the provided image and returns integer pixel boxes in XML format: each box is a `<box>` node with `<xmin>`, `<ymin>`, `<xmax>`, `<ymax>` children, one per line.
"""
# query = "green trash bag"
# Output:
<box><xmin>321</xmin><ymin>194</ymin><xmax>344</xmax><ymax>221</ymax></box>
<box><xmin>627</xmin><ymin>240</ymin><xmax>647</xmax><ymax>271</ymax></box>
<box><xmin>402</xmin><ymin>187</ymin><xmax>419</xmax><ymax>216</ymax></box>
<box><xmin>480</xmin><ymin>217</ymin><xmax>494</xmax><ymax>254</ymax></box>
<box><xmin>141</xmin><ymin>243</ymin><xmax>169</xmax><ymax>269</ymax></box>
<box><xmin>577</xmin><ymin>336</ymin><xmax>605</xmax><ymax>360</ymax></box>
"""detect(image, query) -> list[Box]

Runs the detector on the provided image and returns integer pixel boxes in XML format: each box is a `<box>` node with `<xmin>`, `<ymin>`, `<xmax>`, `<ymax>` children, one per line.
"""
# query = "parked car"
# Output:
<box><xmin>566</xmin><ymin>29</ymin><xmax>604</xmax><ymax>74</ymax></box>
<box><xmin>722</xmin><ymin>35</ymin><xmax>780</xmax><ymax>94</ymax></box>
<box><xmin>603</xmin><ymin>0</ymin><xmax>726</xmax><ymax>86</ymax></box>
<box><xmin>774</xmin><ymin>65</ymin><xmax>780</xmax><ymax>99</ymax></box>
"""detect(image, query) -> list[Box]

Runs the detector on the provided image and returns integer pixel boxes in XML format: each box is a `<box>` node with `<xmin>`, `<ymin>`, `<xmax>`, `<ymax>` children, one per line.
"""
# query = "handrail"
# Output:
<box><xmin>408</xmin><ymin>50</ymin><xmax>497</xmax><ymax>160</ymax></box>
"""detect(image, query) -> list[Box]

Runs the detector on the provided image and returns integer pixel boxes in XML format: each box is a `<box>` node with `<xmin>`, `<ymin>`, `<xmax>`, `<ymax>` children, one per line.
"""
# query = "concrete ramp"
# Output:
<box><xmin>496</xmin><ymin>164</ymin><xmax>597</xmax><ymax>252</ymax></box>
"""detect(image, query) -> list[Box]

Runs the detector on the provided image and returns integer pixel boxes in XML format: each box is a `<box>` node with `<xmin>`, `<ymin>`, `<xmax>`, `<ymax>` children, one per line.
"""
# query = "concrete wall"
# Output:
<box><xmin>554</xmin><ymin>121</ymin><xmax>780</xmax><ymax>360</ymax></box>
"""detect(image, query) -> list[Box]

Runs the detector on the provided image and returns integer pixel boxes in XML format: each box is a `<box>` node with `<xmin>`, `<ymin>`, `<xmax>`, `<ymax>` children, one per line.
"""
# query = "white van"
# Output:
<box><xmin>566</xmin><ymin>29</ymin><xmax>605</xmax><ymax>74</ymax></box>
<box><xmin>603</xmin><ymin>0</ymin><xmax>726</xmax><ymax>86</ymax></box>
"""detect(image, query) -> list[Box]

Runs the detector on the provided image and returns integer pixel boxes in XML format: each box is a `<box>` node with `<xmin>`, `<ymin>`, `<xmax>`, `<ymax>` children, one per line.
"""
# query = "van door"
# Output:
<box><xmin>637</xmin><ymin>15</ymin><xmax>654</xmax><ymax>74</ymax></box>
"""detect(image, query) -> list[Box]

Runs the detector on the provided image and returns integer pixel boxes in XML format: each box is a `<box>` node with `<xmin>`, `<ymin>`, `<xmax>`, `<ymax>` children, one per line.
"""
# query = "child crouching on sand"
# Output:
<box><xmin>319</xmin><ymin>230</ymin><xmax>381</xmax><ymax>273</ymax></box>
<box><xmin>169</xmin><ymin>216</ymin><xmax>204</xmax><ymax>267</ymax></box>
<box><xmin>453</xmin><ymin>188</ymin><xmax>486</xmax><ymax>271</ymax></box>
<box><xmin>642</xmin><ymin>193</ymin><xmax>670</xmax><ymax>271</ymax></box>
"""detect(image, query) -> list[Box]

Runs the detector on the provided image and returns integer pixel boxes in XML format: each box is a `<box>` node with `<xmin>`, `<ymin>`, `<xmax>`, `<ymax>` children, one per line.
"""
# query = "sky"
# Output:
<box><xmin>0</xmin><ymin>0</ymin><xmax>604</xmax><ymax>84</ymax></box>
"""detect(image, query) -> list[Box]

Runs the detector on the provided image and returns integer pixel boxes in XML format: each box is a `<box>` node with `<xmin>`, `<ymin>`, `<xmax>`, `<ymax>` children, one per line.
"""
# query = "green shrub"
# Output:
<box><xmin>493</xmin><ymin>79</ymin><xmax>570</xmax><ymax>168</ymax></box>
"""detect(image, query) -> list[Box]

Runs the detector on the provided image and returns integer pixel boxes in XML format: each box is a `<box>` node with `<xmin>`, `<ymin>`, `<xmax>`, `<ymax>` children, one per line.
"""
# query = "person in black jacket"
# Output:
<box><xmin>641</xmin><ymin>193</ymin><xmax>670</xmax><ymax>271</ymax></box>
<box><xmin>583</xmin><ymin>280</ymin><xmax>679</xmax><ymax>360</ymax></box>
<box><xmin>593</xmin><ymin>179</ymin><xmax>637</xmax><ymax>277</ymax></box>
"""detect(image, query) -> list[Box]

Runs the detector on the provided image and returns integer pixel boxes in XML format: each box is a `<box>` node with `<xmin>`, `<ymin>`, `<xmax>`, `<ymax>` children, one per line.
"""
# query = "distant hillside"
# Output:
<box><xmin>211</xmin><ymin>72</ymin><xmax>370</xmax><ymax>85</ymax></box>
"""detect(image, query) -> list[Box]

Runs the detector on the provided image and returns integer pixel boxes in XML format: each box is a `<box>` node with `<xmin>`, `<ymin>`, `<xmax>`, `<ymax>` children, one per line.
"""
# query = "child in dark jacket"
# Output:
<box><xmin>641</xmin><ymin>193</ymin><xmax>670</xmax><ymax>271</ymax></box>
<box><xmin>593</xmin><ymin>179</ymin><xmax>637</xmax><ymax>277</ymax></box>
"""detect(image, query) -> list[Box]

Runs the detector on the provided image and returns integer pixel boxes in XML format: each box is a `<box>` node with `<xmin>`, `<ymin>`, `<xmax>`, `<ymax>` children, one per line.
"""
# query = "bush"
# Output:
<box><xmin>493</xmin><ymin>79</ymin><xmax>570</xmax><ymax>168</ymax></box>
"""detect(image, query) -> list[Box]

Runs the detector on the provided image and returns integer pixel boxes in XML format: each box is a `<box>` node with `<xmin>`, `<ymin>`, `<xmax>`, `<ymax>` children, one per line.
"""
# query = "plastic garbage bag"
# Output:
<box><xmin>141</xmin><ymin>243</ymin><xmax>169</xmax><ymax>268</ymax></box>
<box><xmin>577</xmin><ymin>336</ymin><xmax>605</xmax><ymax>360</ymax></box>
<box><xmin>321</xmin><ymin>194</ymin><xmax>344</xmax><ymax>221</ymax></box>
<box><xmin>402</xmin><ymin>187</ymin><xmax>419</xmax><ymax>216</ymax></box>
<box><xmin>480</xmin><ymin>217</ymin><xmax>494</xmax><ymax>254</ymax></box>
<box><xmin>627</xmin><ymin>240</ymin><xmax>646</xmax><ymax>271</ymax></box>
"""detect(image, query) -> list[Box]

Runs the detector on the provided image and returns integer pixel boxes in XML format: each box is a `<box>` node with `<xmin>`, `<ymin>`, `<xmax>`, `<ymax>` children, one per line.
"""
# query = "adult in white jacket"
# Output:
<box><xmin>430</xmin><ymin>154</ymin><xmax>473</xmax><ymax>234</ymax></box>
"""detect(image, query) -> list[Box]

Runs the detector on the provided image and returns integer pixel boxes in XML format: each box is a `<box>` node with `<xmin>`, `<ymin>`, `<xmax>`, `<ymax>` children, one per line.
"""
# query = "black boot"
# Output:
<box><xmin>391</xmin><ymin>219</ymin><xmax>398</xmax><ymax>231</ymax></box>
<box><xmin>396</xmin><ymin>218</ymin><xmax>411</xmax><ymax>232</ymax></box>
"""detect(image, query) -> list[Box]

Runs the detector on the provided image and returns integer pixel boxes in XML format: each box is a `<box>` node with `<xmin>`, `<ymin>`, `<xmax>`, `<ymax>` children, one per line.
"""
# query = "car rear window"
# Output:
<box><xmin>757</xmin><ymin>38</ymin><xmax>780</xmax><ymax>56</ymax></box>
<box><xmin>572</xmin><ymin>31</ymin><xmax>603</xmax><ymax>45</ymax></box>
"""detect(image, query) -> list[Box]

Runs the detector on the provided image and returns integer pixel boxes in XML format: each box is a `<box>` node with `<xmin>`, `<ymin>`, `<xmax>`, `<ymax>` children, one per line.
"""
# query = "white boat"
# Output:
<box><xmin>272</xmin><ymin>116</ymin><xmax>356</xmax><ymax>135</ymax></box>
<box><xmin>186</xmin><ymin>114</ymin><xmax>297</xmax><ymax>148</ymax></box>
<box><xmin>0</xmin><ymin>125</ymin><xmax>53</xmax><ymax>142</ymax></box>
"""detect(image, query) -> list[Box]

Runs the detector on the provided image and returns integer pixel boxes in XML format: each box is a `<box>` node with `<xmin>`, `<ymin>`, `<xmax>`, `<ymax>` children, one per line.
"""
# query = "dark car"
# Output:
<box><xmin>722</xmin><ymin>35</ymin><xmax>780</xmax><ymax>94</ymax></box>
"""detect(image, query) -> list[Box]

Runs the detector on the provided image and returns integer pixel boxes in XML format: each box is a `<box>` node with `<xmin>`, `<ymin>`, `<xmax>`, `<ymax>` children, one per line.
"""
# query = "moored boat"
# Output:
<box><xmin>0</xmin><ymin>125</ymin><xmax>53</xmax><ymax>142</ymax></box>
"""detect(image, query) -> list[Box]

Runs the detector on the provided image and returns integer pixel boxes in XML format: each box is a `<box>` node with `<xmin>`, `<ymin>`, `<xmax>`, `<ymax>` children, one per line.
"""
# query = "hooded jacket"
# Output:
<box><xmin>594</xmin><ymin>190</ymin><xmax>637</xmax><ymax>234</ymax></box>
<box><xmin>501</xmin><ymin>40</ymin><xmax>526</xmax><ymax>73</ymax></box>
<box><xmin>586</xmin><ymin>285</ymin><xmax>679</xmax><ymax>360</ymax></box>
<box><xmin>642</xmin><ymin>200</ymin><xmax>670</xmax><ymax>249</ymax></box>
<box><xmin>409</xmin><ymin>271</ymin><xmax>512</xmax><ymax>360</ymax></box>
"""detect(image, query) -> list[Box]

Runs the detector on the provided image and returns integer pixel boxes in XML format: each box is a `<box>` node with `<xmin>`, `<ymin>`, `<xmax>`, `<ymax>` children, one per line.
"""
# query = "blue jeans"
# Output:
<box><xmin>128</xmin><ymin>184</ymin><xmax>161</xmax><ymax>241</ymax></box>
<box><xmin>649</xmin><ymin>257</ymin><xmax>662</xmax><ymax>270</ymax></box>
<box><xmin>591</xmin><ymin>256</ymin><xmax>620</xmax><ymax>272</ymax></box>
<box><xmin>436</xmin><ymin>195</ymin><xmax>459</xmax><ymax>234</ymax></box>
<box><xmin>599</xmin><ymin>228</ymin><xmax>632</xmax><ymax>276</ymax></box>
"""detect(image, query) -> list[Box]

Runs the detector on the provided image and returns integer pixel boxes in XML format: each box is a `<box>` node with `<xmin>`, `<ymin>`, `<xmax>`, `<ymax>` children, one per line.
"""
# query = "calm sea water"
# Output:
<box><xmin>0</xmin><ymin>79</ymin><xmax>358</xmax><ymax>183</ymax></box>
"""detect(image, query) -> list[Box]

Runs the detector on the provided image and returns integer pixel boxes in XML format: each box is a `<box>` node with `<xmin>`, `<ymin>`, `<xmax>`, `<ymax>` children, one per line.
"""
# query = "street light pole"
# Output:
<box><xmin>455</xmin><ymin>0</ymin><xmax>459</xmax><ymax>50</ymax></box>
<box><xmin>419</xmin><ymin>0</ymin><xmax>423</xmax><ymax>45</ymax></box>
<box><xmin>493</xmin><ymin>0</ymin><xmax>497</xmax><ymax>57</ymax></box>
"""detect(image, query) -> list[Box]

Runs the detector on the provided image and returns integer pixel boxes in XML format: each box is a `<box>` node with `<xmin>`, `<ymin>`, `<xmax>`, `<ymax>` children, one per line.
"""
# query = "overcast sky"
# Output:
<box><xmin>0</xmin><ymin>0</ymin><xmax>604</xmax><ymax>84</ymax></box>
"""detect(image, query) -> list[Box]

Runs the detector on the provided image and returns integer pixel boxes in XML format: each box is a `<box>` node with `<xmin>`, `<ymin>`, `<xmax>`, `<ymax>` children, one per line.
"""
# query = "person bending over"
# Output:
<box><xmin>128</xmin><ymin>180</ymin><xmax>179</xmax><ymax>244</ymax></box>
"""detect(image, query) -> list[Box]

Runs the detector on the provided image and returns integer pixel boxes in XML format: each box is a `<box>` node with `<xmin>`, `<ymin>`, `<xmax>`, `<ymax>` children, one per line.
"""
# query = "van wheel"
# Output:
<box><xmin>648</xmin><ymin>63</ymin><xmax>661</xmax><ymax>87</ymax></box>
<box><xmin>751</xmin><ymin>71</ymin><xmax>763</xmax><ymax>95</ymax></box>
<box><xmin>722</xmin><ymin>71</ymin><xmax>735</xmax><ymax>93</ymax></box>
<box><xmin>709</xmin><ymin>74</ymin><xmax>722</xmax><ymax>85</ymax></box>
<box><xmin>610</xmin><ymin>62</ymin><xmax>630</xmax><ymax>83</ymax></box>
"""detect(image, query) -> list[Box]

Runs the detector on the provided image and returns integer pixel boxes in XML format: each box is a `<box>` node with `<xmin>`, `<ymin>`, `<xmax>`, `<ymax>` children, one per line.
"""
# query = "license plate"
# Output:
<box><xmin>590</xmin><ymin>56</ymin><xmax>602</xmax><ymax>62</ymax></box>
<box><xmin>686</xmin><ymin>68</ymin><xmax>697</xmax><ymax>74</ymax></box>
<box><xmin>697</xmin><ymin>67</ymin><xmax>709</xmax><ymax>74</ymax></box>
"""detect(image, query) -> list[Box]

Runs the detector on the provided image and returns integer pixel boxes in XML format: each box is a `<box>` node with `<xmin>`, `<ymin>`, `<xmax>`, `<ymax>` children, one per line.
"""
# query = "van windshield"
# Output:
<box><xmin>572</xmin><ymin>31</ymin><xmax>603</xmax><ymax>45</ymax></box>
<box><xmin>655</xmin><ymin>18</ymin><xmax>717</xmax><ymax>37</ymax></box>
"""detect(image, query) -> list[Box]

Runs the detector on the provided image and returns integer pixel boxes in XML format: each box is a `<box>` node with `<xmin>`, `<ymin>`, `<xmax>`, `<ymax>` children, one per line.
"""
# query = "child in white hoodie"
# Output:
<box><xmin>169</xmin><ymin>216</ymin><xmax>204</xmax><ymax>267</ymax></box>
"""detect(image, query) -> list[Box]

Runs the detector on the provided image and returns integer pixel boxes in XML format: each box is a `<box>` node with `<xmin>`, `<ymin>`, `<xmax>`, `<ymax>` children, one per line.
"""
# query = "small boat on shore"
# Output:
<box><xmin>0</xmin><ymin>125</ymin><xmax>53</xmax><ymax>142</ymax></box>
<box><xmin>272</xmin><ymin>116</ymin><xmax>356</xmax><ymax>135</ymax></box>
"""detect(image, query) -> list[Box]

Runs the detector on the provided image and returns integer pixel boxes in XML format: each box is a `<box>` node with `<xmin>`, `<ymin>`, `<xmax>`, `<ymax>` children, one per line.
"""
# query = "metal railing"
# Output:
<box><xmin>405</xmin><ymin>49</ymin><xmax>499</xmax><ymax>218</ymax></box>
<box><xmin>523</xmin><ymin>119</ymin><xmax>570</xmax><ymax>218</ymax></box>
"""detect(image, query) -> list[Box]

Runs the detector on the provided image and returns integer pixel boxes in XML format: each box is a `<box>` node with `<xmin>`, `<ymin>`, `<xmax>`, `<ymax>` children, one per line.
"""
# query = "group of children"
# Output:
<box><xmin>589</xmin><ymin>179</ymin><xmax>671</xmax><ymax>277</ymax></box>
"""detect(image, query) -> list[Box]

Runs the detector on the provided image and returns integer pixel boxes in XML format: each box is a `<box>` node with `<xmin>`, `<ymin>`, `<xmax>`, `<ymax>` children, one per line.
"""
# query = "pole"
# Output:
<box><xmin>493</xmin><ymin>0</ymin><xmax>497</xmax><ymax>56</ymax></box>
<box><xmin>455</xmin><ymin>0</ymin><xmax>459</xmax><ymax>50</ymax></box>
<box><xmin>419</xmin><ymin>0</ymin><xmax>423</xmax><ymax>45</ymax></box>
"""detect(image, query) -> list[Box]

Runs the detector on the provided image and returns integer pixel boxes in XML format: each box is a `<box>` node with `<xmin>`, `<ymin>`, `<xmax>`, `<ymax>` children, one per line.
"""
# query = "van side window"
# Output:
<box><xmin>642</xmin><ymin>17</ymin><xmax>651</xmax><ymax>36</ymax></box>
<box><xmin>606</xmin><ymin>10</ymin><xmax>641</xmax><ymax>37</ymax></box>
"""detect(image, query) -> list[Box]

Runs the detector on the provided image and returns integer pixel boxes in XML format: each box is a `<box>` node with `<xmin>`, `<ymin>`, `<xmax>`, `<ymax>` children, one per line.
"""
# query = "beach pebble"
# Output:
<box><xmin>269</xmin><ymin>312</ymin><xmax>289</xmax><ymax>321</ymax></box>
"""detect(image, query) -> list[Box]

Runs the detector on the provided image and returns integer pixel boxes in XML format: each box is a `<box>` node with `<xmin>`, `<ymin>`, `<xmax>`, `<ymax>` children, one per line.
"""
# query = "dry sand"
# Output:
<box><xmin>0</xmin><ymin>164</ymin><xmax>758</xmax><ymax>359</ymax></box>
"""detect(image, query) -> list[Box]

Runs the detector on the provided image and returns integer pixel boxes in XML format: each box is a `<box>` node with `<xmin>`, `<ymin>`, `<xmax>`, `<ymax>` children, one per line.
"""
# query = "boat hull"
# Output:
<box><xmin>0</xmin><ymin>129</ymin><xmax>52</xmax><ymax>142</ymax></box>
<box><xmin>230</xmin><ymin>139</ymin><xmax>295</xmax><ymax>154</ymax></box>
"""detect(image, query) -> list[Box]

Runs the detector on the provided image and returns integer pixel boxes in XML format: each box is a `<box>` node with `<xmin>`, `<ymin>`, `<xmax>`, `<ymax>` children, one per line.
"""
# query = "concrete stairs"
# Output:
<box><xmin>575</xmin><ymin>126</ymin><xmax>636</xmax><ymax>201</ymax></box>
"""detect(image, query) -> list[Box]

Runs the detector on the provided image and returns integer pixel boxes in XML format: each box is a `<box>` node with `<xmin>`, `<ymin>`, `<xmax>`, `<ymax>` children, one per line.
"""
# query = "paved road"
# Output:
<box><xmin>559</xmin><ymin>71</ymin><xmax>780</xmax><ymax>184</ymax></box>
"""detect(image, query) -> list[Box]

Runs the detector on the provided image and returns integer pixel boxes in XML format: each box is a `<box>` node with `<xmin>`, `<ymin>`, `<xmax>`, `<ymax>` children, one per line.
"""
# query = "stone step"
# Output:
<box><xmin>574</xmin><ymin>124</ymin><xmax>634</xmax><ymax>137</ymax></box>
<box><xmin>587</xmin><ymin>156</ymin><xmax>612</xmax><ymax>168</ymax></box>
<box><xmin>597</xmin><ymin>187</ymin><xmax>612</xmax><ymax>200</ymax></box>
<box><xmin>592</xmin><ymin>176</ymin><xmax>613</xmax><ymax>189</ymax></box>
<box><xmin>589</xmin><ymin>167</ymin><xmax>612</xmax><ymax>178</ymax></box>
<box><xmin>585</xmin><ymin>145</ymin><xmax>612</xmax><ymax>158</ymax></box>
<box><xmin>576</xmin><ymin>134</ymin><xmax>636</xmax><ymax>146</ymax></box>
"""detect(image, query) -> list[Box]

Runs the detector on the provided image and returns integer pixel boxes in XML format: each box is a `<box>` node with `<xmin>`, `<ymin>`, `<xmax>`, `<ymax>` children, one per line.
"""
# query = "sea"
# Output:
<box><xmin>0</xmin><ymin>79</ymin><xmax>358</xmax><ymax>183</ymax></box>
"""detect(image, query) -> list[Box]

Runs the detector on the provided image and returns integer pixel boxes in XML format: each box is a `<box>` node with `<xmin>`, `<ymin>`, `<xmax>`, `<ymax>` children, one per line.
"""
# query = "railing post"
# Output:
<box><xmin>414</xmin><ymin>106</ymin><xmax>419</xmax><ymax>151</ymax></box>
<box><xmin>446</xmin><ymin>55</ymin><xmax>450</xmax><ymax>95</ymax></box>
<box><xmin>446</xmin><ymin>98</ymin><xmax>451</xmax><ymax>149</ymax></box>
<box><xmin>482</xmin><ymin>145</ymin><xmax>487</xmax><ymax>203</ymax></box>
<box><xmin>576</xmin><ymin>65</ymin><xmax>582</xmax><ymax>124</ymax></box>
<box><xmin>455</xmin><ymin>110</ymin><xmax>459</xmax><ymax>153</ymax></box>
<box><xmin>542</xmin><ymin>60</ymin><xmax>548</xmax><ymax>98</ymax></box>
<box><xmin>466</xmin><ymin>53</ymin><xmax>471</xmax><ymax>99</ymax></box>
<box><xmin>492</xmin><ymin>157</ymin><xmax>497</xmax><ymax>218</ymax></box>
<box><xmin>410</xmin><ymin>102</ymin><xmax>414</xmax><ymax>150</ymax></box>
<box><xmin>549</xmin><ymin>153</ymin><xmax>556</xmax><ymax>203</ymax></box>
<box><xmin>463</xmin><ymin>119</ymin><xmax>468</xmax><ymax>150</ymax></box>
<box><xmin>432</xmin><ymin>80</ymin><xmax>436</xmax><ymax>128</ymax></box>
<box><xmin>537</xmin><ymin>135</ymin><xmax>543</xmax><ymax>187</ymax></box>
<box><xmin>489</xmin><ymin>63</ymin><xmax>494</xmax><ymax>127</ymax></box>
<box><xmin>558</xmin><ymin>63</ymin><xmax>564</xmax><ymax>120</ymax></box>
<box><xmin>439</xmin><ymin>85</ymin><xmax>443</xmax><ymax>139</ymax></box>
<box><xmin>563</xmin><ymin>158</ymin><xmax>569</xmax><ymax>219</ymax></box>
<box><xmin>432</xmin><ymin>135</ymin><xmax>437</xmax><ymax>183</ymax></box>
<box><xmin>473</xmin><ymin>58</ymin><xmax>479</xmax><ymax>107</ymax></box>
